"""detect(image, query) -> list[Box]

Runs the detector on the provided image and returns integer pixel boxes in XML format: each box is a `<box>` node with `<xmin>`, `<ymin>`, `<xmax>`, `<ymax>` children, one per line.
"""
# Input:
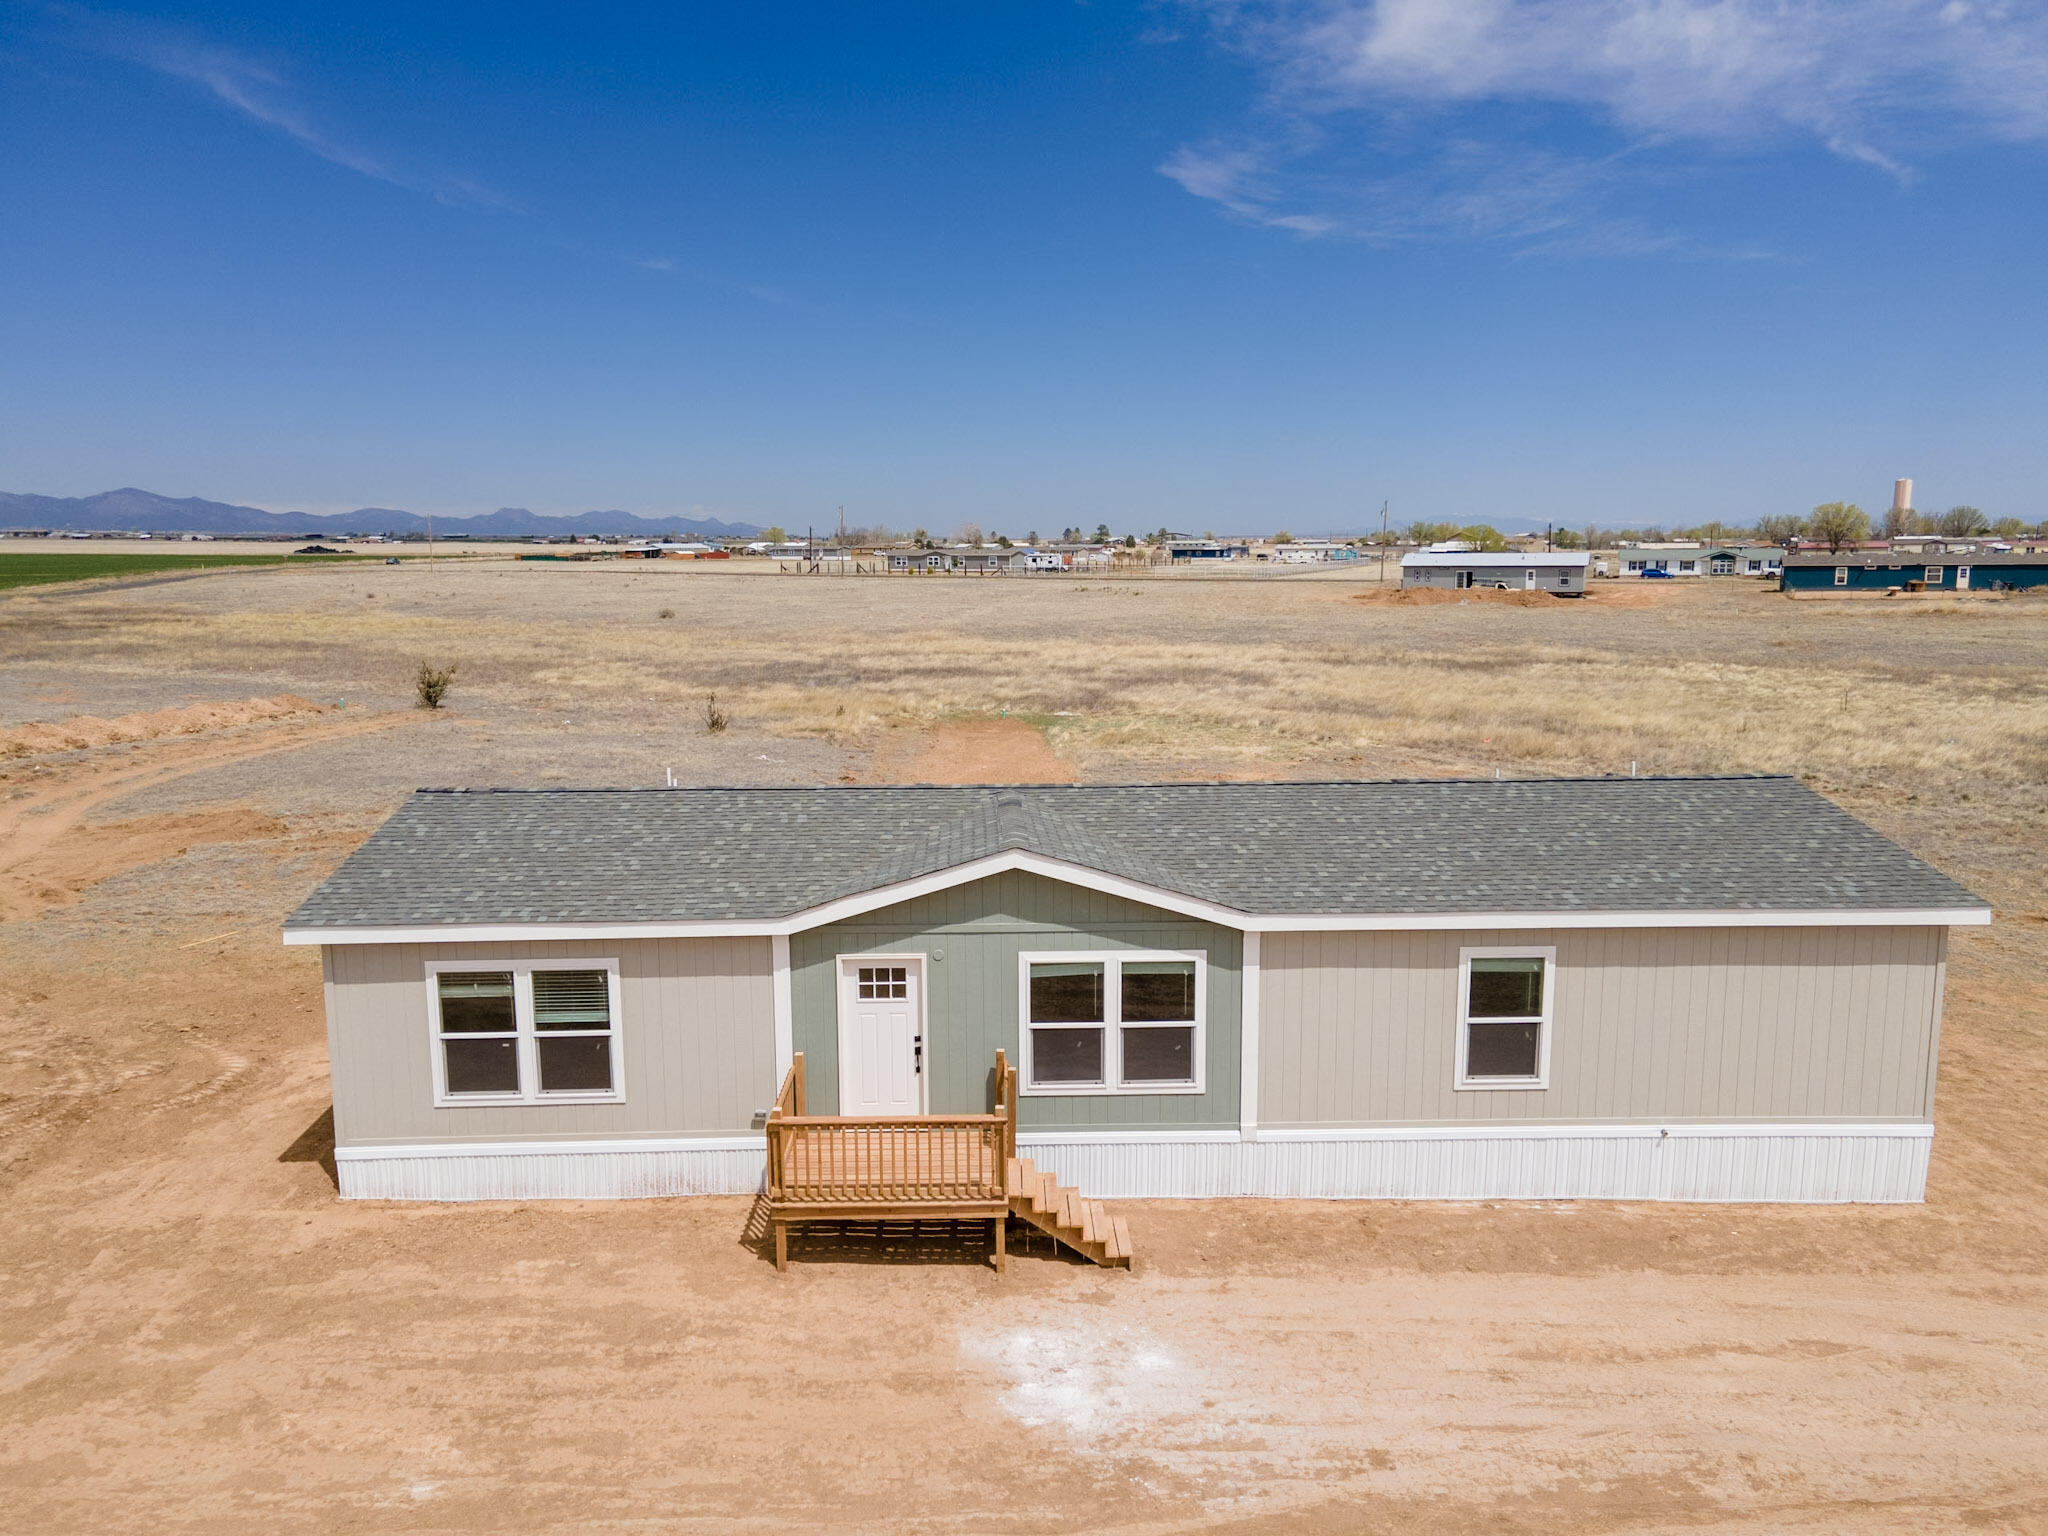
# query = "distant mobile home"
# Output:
<box><xmin>1782</xmin><ymin>550</ymin><xmax>2048</xmax><ymax>593</ymax></box>
<box><xmin>1401</xmin><ymin>550</ymin><xmax>1590</xmax><ymax>594</ymax></box>
<box><xmin>287</xmin><ymin>777</ymin><xmax>1984</xmax><ymax>1207</ymax></box>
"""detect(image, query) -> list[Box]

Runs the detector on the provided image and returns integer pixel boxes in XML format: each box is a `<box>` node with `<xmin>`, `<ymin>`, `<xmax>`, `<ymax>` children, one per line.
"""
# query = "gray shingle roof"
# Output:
<box><xmin>284</xmin><ymin>776</ymin><xmax>1985</xmax><ymax>931</ymax></box>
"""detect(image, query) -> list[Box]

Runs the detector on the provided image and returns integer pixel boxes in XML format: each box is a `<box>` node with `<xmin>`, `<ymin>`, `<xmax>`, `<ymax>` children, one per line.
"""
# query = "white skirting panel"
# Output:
<box><xmin>335</xmin><ymin>1137</ymin><xmax>766</xmax><ymax>1201</ymax></box>
<box><xmin>334</xmin><ymin>1124</ymin><xmax>1932</xmax><ymax>1203</ymax></box>
<box><xmin>1016</xmin><ymin>1123</ymin><xmax>1934</xmax><ymax>1204</ymax></box>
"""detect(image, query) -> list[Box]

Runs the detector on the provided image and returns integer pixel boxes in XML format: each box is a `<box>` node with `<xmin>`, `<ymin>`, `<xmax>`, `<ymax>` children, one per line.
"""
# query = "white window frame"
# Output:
<box><xmin>425</xmin><ymin>957</ymin><xmax>624</xmax><ymax>1106</ymax></box>
<box><xmin>1454</xmin><ymin>945</ymin><xmax>1555</xmax><ymax>1091</ymax></box>
<box><xmin>1834</xmin><ymin>565</ymin><xmax>1849</xmax><ymax>585</ymax></box>
<box><xmin>1925</xmin><ymin>566</ymin><xmax>1944</xmax><ymax>585</ymax></box>
<box><xmin>1017</xmin><ymin>949</ymin><xmax>1206</xmax><ymax>1097</ymax></box>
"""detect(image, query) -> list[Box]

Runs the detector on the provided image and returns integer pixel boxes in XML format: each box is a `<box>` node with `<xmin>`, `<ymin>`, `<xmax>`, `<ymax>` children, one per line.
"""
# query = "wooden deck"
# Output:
<box><xmin>762</xmin><ymin>1051</ymin><xmax>1131</xmax><ymax>1271</ymax></box>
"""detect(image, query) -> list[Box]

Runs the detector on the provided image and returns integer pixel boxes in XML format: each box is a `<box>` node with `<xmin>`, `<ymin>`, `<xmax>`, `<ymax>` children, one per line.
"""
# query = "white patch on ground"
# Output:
<box><xmin>959</xmin><ymin>1317</ymin><xmax>1206</xmax><ymax>1445</ymax></box>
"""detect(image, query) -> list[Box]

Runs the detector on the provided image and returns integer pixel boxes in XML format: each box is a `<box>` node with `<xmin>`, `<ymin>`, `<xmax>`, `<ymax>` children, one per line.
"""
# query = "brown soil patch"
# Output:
<box><xmin>0</xmin><ymin>693</ymin><xmax>330</xmax><ymax>759</ymax></box>
<box><xmin>878</xmin><ymin>717</ymin><xmax>1077</xmax><ymax>784</ymax></box>
<box><xmin>0</xmin><ymin>706</ymin><xmax>420</xmax><ymax>921</ymax></box>
<box><xmin>1351</xmin><ymin>584</ymin><xmax>1567</xmax><ymax>607</ymax></box>
<box><xmin>2</xmin><ymin>807</ymin><xmax>290</xmax><ymax>918</ymax></box>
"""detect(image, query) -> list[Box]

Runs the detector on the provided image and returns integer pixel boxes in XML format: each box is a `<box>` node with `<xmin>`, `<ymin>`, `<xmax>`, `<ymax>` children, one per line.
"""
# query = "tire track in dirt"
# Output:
<box><xmin>0</xmin><ymin>707</ymin><xmax>422</xmax><ymax>922</ymax></box>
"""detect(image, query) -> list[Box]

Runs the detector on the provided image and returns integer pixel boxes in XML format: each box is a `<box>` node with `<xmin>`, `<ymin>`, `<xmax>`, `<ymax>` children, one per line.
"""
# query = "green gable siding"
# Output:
<box><xmin>789</xmin><ymin>870</ymin><xmax>1241</xmax><ymax>1129</ymax></box>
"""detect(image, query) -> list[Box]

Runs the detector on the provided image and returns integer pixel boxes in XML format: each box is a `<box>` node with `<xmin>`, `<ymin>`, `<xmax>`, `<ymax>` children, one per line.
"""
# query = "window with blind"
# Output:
<box><xmin>427</xmin><ymin>961</ymin><xmax>621</xmax><ymax>1103</ymax></box>
<box><xmin>1022</xmin><ymin>951</ymin><xmax>1205</xmax><ymax>1095</ymax></box>
<box><xmin>532</xmin><ymin>969</ymin><xmax>615</xmax><ymax>1094</ymax></box>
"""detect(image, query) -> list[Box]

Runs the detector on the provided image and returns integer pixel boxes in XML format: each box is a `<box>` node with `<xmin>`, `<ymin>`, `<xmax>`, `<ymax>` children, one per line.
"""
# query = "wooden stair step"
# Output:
<box><xmin>1107</xmin><ymin>1214</ymin><xmax>1133</xmax><ymax>1264</ymax></box>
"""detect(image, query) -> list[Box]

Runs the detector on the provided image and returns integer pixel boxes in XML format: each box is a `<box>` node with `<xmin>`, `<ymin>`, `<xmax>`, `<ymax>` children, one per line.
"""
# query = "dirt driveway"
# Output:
<box><xmin>3</xmin><ymin>570</ymin><xmax>2047</xmax><ymax>1532</ymax></box>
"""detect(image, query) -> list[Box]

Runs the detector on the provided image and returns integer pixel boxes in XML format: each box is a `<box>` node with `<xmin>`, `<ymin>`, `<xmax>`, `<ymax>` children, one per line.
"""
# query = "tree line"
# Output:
<box><xmin>758</xmin><ymin>504</ymin><xmax>2036</xmax><ymax>554</ymax></box>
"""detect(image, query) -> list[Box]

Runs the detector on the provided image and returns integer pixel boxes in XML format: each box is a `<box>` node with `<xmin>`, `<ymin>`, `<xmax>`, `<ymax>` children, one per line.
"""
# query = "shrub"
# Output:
<box><xmin>416</xmin><ymin>662</ymin><xmax>457</xmax><ymax>709</ymax></box>
<box><xmin>703</xmin><ymin>692</ymin><xmax>728</xmax><ymax>733</ymax></box>
<box><xmin>658</xmin><ymin>607</ymin><xmax>675</xmax><ymax>619</ymax></box>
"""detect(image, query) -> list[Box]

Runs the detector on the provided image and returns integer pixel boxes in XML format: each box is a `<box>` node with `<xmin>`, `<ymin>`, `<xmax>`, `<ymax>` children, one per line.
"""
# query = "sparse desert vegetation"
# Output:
<box><xmin>2</xmin><ymin>560</ymin><xmax>2046</xmax><ymax>1532</ymax></box>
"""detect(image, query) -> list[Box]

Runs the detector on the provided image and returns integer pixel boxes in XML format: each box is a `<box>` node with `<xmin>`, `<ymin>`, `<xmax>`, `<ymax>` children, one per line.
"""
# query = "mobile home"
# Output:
<box><xmin>288</xmin><ymin>777</ymin><xmax>1982</xmax><ymax>1214</ymax></box>
<box><xmin>1401</xmin><ymin>550</ymin><xmax>1590</xmax><ymax>594</ymax></box>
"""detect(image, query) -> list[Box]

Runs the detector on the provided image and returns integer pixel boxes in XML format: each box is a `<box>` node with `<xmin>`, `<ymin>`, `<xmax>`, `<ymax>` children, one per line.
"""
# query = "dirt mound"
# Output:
<box><xmin>1351</xmin><ymin>585</ymin><xmax>1567</xmax><ymax>607</ymax></box>
<box><xmin>0</xmin><ymin>695</ymin><xmax>331</xmax><ymax>760</ymax></box>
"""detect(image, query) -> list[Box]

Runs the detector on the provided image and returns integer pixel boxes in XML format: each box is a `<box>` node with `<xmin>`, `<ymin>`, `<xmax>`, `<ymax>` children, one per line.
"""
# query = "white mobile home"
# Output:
<box><xmin>1401</xmin><ymin>550</ymin><xmax>1590</xmax><ymax>594</ymax></box>
<box><xmin>288</xmin><ymin>778</ymin><xmax>1982</xmax><ymax>1222</ymax></box>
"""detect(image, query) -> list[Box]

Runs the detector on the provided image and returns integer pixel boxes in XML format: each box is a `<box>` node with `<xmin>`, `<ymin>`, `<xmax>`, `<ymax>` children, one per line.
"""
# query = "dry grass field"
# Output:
<box><xmin>3</xmin><ymin>561</ymin><xmax>2047</xmax><ymax>1533</ymax></box>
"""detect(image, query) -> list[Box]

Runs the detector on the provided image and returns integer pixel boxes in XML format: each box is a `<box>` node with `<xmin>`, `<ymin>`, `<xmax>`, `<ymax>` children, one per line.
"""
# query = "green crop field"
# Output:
<box><xmin>0</xmin><ymin>552</ymin><xmax>310</xmax><ymax>591</ymax></box>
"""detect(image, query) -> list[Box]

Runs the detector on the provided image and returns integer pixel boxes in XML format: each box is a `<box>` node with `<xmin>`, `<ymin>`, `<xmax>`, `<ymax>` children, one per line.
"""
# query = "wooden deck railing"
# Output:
<box><xmin>765</xmin><ymin>1050</ymin><xmax>1018</xmax><ymax>1207</ymax></box>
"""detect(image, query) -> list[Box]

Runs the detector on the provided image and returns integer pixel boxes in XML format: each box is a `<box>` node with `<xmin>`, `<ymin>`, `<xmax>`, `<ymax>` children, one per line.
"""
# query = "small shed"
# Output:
<box><xmin>1402</xmin><ymin>550</ymin><xmax>1590</xmax><ymax>595</ymax></box>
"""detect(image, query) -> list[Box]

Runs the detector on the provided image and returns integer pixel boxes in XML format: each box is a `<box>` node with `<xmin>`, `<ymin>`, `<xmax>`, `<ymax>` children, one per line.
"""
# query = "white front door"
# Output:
<box><xmin>1523</xmin><ymin>568</ymin><xmax>1536</xmax><ymax>590</ymax></box>
<box><xmin>1956</xmin><ymin>565</ymin><xmax>1971</xmax><ymax>590</ymax></box>
<box><xmin>837</xmin><ymin>957</ymin><xmax>925</xmax><ymax>1115</ymax></box>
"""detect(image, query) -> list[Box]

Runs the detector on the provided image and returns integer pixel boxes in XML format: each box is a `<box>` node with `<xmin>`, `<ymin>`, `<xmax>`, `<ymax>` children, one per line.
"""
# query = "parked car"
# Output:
<box><xmin>384</xmin><ymin>557</ymin><xmax>401</xmax><ymax>565</ymax></box>
<box><xmin>1639</xmin><ymin>567</ymin><xmax>1674</xmax><ymax>578</ymax></box>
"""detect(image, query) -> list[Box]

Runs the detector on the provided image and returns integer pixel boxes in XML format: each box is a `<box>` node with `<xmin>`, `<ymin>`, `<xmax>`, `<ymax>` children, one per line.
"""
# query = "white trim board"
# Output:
<box><xmin>283</xmin><ymin>848</ymin><xmax>1991</xmax><ymax>946</ymax></box>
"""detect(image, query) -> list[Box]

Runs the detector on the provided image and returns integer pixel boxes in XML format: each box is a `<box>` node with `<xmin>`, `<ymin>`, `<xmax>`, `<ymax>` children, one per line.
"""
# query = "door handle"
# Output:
<box><xmin>914</xmin><ymin>1035</ymin><xmax>923</xmax><ymax>1074</ymax></box>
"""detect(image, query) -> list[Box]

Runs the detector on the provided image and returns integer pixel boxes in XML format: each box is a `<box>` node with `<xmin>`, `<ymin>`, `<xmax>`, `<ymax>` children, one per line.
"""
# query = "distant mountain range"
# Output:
<box><xmin>0</xmin><ymin>488</ymin><xmax>763</xmax><ymax>540</ymax></box>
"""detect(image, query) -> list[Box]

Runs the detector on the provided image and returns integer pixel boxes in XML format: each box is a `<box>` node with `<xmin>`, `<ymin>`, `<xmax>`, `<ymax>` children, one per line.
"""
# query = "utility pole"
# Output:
<box><xmin>1545</xmin><ymin>522</ymin><xmax>1553</xmax><ymax>553</ymax></box>
<box><xmin>427</xmin><ymin>507</ymin><xmax>434</xmax><ymax>571</ymax></box>
<box><xmin>1378</xmin><ymin>500</ymin><xmax>1390</xmax><ymax>583</ymax></box>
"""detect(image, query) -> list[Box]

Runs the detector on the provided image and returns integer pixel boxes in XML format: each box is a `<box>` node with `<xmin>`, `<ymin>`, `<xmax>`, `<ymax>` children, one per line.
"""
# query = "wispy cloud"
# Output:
<box><xmin>39</xmin><ymin>5</ymin><xmax>518</xmax><ymax>211</ymax></box>
<box><xmin>1165</xmin><ymin>0</ymin><xmax>2048</xmax><ymax>248</ymax></box>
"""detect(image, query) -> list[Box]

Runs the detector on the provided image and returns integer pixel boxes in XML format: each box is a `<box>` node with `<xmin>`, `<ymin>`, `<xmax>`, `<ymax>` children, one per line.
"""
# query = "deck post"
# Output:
<box><xmin>992</xmin><ymin>1214</ymin><xmax>1006</xmax><ymax>1273</ymax></box>
<box><xmin>773</xmin><ymin>1220</ymin><xmax>788</xmax><ymax>1272</ymax></box>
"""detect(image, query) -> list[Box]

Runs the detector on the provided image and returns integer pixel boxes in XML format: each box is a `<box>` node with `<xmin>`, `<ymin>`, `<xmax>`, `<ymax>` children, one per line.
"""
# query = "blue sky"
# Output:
<box><xmin>2</xmin><ymin>1</ymin><xmax>2044</xmax><ymax>534</ymax></box>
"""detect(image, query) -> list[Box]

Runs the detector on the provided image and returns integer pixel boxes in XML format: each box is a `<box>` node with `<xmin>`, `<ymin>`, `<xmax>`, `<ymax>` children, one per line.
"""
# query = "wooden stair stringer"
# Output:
<box><xmin>1004</xmin><ymin>1158</ymin><xmax>1131</xmax><ymax>1268</ymax></box>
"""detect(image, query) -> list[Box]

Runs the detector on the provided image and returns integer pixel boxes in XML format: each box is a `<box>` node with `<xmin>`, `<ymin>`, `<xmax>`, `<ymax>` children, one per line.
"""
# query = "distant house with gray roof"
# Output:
<box><xmin>287</xmin><ymin>776</ymin><xmax>1986</xmax><ymax>1207</ymax></box>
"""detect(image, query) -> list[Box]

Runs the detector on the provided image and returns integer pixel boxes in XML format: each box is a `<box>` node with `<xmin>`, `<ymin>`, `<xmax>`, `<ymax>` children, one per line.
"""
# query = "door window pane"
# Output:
<box><xmin>1466</xmin><ymin>1021</ymin><xmax>1540</xmax><ymax>1079</ymax></box>
<box><xmin>857</xmin><ymin>965</ymin><xmax>908</xmax><ymax>1001</ymax></box>
<box><xmin>1467</xmin><ymin>957</ymin><xmax>1544</xmax><ymax>1018</ymax></box>
<box><xmin>1030</xmin><ymin>1027</ymin><xmax>1104</xmax><ymax>1085</ymax></box>
<box><xmin>438</xmin><ymin>972</ymin><xmax>515</xmax><ymax>1032</ymax></box>
<box><xmin>1121</xmin><ymin>1025</ymin><xmax>1194</xmax><ymax>1084</ymax></box>
<box><xmin>444</xmin><ymin>1036</ymin><xmax>520</xmax><ymax>1095</ymax></box>
<box><xmin>1121</xmin><ymin>960</ymin><xmax>1195</xmax><ymax>1022</ymax></box>
<box><xmin>1029</xmin><ymin>963</ymin><xmax>1103</xmax><ymax>1023</ymax></box>
<box><xmin>539</xmin><ymin>1036</ymin><xmax>614</xmax><ymax>1093</ymax></box>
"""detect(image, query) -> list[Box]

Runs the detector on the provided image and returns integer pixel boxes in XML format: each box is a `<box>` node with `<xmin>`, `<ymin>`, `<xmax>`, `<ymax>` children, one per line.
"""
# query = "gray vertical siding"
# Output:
<box><xmin>326</xmin><ymin>936</ymin><xmax>776</xmax><ymax>1147</ymax></box>
<box><xmin>1259</xmin><ymin>926</ymin><xmax>1945</xmax><ymax>1127</ymax></box>
<box><xmin>789</xmin><ymin>871</ymin><xmax>1241</xmax><ymax>1129</ymax></box>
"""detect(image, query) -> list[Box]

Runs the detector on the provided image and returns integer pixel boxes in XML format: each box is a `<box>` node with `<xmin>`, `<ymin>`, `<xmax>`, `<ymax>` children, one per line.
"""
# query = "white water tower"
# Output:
<box><xmin>1893</xmin><ymin>478</ymin><xmax>1913</xmax><ymax>512</ymax></box>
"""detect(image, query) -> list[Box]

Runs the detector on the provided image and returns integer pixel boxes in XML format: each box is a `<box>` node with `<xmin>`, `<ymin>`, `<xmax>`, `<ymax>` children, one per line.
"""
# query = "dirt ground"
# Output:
<box><xmin>2</xmin><ymin>563</ymin><xmax>2046</xmax><ymax>1533</ymax></box>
